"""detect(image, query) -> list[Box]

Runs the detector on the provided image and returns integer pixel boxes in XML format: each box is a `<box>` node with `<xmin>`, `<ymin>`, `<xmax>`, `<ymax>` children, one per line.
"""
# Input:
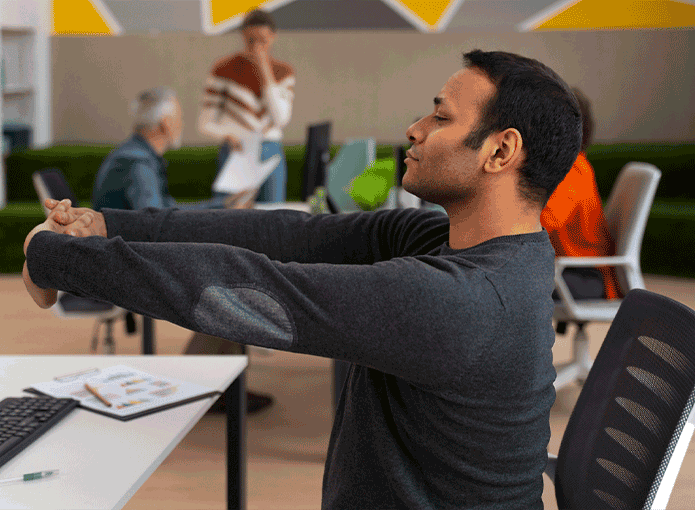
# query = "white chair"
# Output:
<box><xmin>547</xmin><ymin>289</ymin><xmax>695</xmax><ymax>510</ymax></box>
<box><xmin>32</xmin><ymin>168</ymin><xmax>130</xmax><ymax>354</ymax></box>
<box><xmin>553</xmin><ymin>162</ymin><xmax>661</xmax><ymax>390</ymax></box>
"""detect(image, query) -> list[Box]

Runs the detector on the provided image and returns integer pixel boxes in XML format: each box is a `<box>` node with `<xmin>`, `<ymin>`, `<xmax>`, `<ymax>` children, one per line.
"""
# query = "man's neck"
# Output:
<box><xmin>445</xmin><ymin>193</ymin><xmax>542</xmax><ymax>250</ymax></box>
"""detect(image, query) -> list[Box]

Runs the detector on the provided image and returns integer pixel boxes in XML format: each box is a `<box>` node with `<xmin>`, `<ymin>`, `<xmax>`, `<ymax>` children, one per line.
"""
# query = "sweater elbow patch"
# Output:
<box><xmin>194</xmin><ymin>286</ymin><xmax>294</xmax><ymax>349</ymax></box>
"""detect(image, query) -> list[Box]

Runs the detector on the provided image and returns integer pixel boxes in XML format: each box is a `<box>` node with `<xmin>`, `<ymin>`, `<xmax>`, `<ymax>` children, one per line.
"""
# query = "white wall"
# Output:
<box><xmin>51</xmin><ymin>29</ymin><xmax>695</xmax><ymax>147</ymax></box>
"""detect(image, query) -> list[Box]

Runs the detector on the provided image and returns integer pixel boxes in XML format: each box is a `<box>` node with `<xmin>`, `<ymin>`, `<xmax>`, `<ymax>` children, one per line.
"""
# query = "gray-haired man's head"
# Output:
<box><xmin>131</xmin><ymin>87</ymin><xmax>183</xmax><ymax>151</ymax></box>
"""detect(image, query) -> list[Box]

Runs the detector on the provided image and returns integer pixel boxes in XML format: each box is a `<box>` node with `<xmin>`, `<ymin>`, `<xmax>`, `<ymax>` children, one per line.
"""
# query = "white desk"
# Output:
<box><xmin>254</xmin><ymin>201</ymin><xmax>311</xmax><ymax>213</ymax></box>
<box><xmin>0</xmin><ymin>355</ymin><xmax>247</xmax><ymax>510</ymax></box>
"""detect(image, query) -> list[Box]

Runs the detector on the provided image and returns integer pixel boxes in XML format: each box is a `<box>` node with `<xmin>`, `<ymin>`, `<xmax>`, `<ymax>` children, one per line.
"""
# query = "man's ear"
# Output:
<box><xmin>483</xmin><ymin>128</ymin><xmax>523</xmax><ymax>175</ymax></box>
<box><xmin>159</xmin><ymin>115</ymin><xmax>174</xmax><ymax>136</ymax></box>
<box><xmin>159</xmin><ymin>116</ymin><xmax>172</xmax><ymax>137</ymax></box>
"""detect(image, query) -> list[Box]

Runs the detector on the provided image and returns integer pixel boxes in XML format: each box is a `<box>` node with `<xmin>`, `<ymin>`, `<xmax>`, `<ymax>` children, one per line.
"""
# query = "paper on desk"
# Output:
<box><xmin>27</xmin><ymin>365</ymin><xmax>217</xmax><ymax>419</ymax></box>
<box><xmin>213</xmin><ymin>132</ymin><xmax>282</xmax><ymax>194</ymax></box>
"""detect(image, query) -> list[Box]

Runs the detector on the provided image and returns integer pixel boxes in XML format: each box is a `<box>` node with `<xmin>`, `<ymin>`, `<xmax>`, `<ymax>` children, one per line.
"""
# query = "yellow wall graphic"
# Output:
<box><xmin>399</xmin><ymin>0</ymin><xmax>453</xmax><ymax>28</ymax></box>
<box><xmin>535</xmin><ymin>0</ymin><xmax>695</xmax><ymax>30</ymax></box>
<box><xmin>381</xmin><ymin>0</ymin><xmax>463</xmax><ymax>32</ymax></box>
<box><xmin>52</xmin><ymin>0</ymin><xmax>121</xmax><ymax>35</ymax></box>
<box><xmin>203</xmin><ymin>0</ymin><xmax>297</xmax><ymax>34</ymax></box>
<box><xmin>209</xmin><ymin>0</ymin><xmax>269</xmax><ymax>26</ymax></box>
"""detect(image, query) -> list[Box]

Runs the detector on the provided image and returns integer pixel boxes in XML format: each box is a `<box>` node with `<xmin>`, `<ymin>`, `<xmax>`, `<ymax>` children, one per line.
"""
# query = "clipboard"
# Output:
<box><xmin>213</xmin><ymin>132</ymin><xmax>282</xmax><ymax>194</ymax></box>
<box><xmin>23</xmin><ymin>365</ymin><xmax>220</xmax><ymax>421</ymax></box>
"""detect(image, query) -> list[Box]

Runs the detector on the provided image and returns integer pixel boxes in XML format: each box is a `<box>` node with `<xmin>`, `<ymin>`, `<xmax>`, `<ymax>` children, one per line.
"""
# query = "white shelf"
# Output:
<box><xmin>3</xmin><ymin>85</ymin><xmax>33</xmax><ymax>96</ymax></box>
<box><xmin>1</xmin><ymin>27</ymin><xmax>34</xmax><ymax>35</ymax></box>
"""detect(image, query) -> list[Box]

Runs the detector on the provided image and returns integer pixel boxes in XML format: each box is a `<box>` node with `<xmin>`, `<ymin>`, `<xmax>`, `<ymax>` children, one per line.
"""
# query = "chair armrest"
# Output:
<box><xmin>555</xmin><ymin>255</ymin><xmax>631</xmax><ymax>269</ymax></box>
<box><xmin>554</xmin><ymin>255</ymin><xmax>629</xmax><ymax>312</ymax></box>
<box><xmin>545</xmin><ymin>452</ymin><xmax>558</xmax><ymax>484</ymax></box>
<box><xmin>554</xmin><ymin>259</ymin><xmax>614</xmax><ymax>319</ymax></box>
<box><xmin>555</xmin><ymin>255</ymin><xmax>645</xmax><ymax>316</ymax></box>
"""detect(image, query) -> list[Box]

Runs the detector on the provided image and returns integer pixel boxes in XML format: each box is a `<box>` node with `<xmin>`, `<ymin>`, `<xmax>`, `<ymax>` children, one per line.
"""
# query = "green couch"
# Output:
<box><xmin>2</xmin><ymin>143</ymin><xmax>694</xmax><ymax>278</ymax></box>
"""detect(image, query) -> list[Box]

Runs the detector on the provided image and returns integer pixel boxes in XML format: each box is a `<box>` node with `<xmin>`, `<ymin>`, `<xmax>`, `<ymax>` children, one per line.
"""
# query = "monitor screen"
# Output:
<box><xmin>301</xmin><ymin>122</ymin><xmax>332</xmax><ymax>201</ymax></box>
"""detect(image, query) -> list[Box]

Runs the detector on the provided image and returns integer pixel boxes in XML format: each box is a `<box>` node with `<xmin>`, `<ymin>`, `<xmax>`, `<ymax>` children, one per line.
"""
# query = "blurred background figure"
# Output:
<box><xmin>198</xmin><ymin>8</ymin><xmax>295</xmax><ymax>206</ymax></box>
<box><xmin>541</xmin><ymin>87</ymin><xmax>621</xmax><ymax>303</ymax></box>
<box><xmin>92</xmin><ymin>86</ymin><xmax>228</xmax><ymax>211</ymax></box>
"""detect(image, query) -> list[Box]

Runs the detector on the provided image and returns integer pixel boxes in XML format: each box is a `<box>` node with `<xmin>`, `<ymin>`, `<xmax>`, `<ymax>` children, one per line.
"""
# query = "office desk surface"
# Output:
<box><xmin>0</xmin><ymin>355</ymin><xmax>247</xmax><ymax>510</ymax></box>
<box><xmin>254</xmin><ymin>201</ymin><xmax>311</xmax><ymax>212</ymax></box>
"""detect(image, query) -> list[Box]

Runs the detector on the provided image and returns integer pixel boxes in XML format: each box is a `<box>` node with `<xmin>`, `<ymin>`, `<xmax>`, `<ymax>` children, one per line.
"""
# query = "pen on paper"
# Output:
<box><xmin>0</xmin><ymin>470</ymin><xmax>60</xmax><ymax>485</ymax></box>
<box><xmin>84</xmin><ymin>383</ymin><xmax>112</xmax><ymax>407</ymax></box>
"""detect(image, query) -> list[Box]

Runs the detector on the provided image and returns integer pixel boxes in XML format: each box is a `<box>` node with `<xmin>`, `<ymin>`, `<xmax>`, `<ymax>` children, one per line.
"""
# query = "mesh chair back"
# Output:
<box><xmin>555</xmin><ymin>289</ymin><xmax>695</xmax><ymax>509</ymax></box>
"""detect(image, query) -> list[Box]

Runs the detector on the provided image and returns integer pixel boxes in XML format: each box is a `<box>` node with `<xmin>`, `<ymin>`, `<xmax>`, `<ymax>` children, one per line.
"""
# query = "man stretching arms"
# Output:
<box><xmin>23</xmin><ymin>49</ymin><xmax>581</xmax><ymax>509</ymax></box>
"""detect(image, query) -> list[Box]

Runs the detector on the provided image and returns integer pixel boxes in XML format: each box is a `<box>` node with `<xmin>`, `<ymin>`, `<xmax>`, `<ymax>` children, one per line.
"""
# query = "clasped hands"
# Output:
<box><xmin>22</xmin><ymin>198</ymin><xmax>107</xmax><ymax>309</ymax></box>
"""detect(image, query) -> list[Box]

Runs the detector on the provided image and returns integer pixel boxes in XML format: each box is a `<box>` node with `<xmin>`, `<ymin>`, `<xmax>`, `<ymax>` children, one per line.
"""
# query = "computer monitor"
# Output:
<box><xmin>300</xmin><ymin>122</ymin><xmax>332</xmax><ymax>201</ymax></box>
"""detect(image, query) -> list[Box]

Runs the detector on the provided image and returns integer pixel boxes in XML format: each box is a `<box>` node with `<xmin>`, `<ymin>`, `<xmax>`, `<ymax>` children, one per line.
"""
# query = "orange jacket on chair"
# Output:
<box><xmin>541</xmin><ymin>152</ymin><xmax>621</xmax><ymax>299</ymax></box>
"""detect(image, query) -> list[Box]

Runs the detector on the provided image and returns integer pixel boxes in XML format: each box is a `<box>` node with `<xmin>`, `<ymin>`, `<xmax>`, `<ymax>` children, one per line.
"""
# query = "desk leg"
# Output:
<box><xmin>142</xmin><ymin>316</ymin><xmax>155</xmax><ymax>354</ymax></box>
<box><xmin>226</xmin><ymin>371</ymin><xmax>246</xmax><ymax>510</ymax></box>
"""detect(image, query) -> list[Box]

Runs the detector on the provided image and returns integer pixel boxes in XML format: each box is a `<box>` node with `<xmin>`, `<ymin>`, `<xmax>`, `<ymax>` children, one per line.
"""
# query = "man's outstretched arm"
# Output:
<box><xmin>46</xmin><ymin>198</ymin><xmax>448</xmax><ymax>266</ymax></box>
<box><xmin>23</xmin><ymin>212</ymin><xmax>479</xmax><ymax>387</ymax></box>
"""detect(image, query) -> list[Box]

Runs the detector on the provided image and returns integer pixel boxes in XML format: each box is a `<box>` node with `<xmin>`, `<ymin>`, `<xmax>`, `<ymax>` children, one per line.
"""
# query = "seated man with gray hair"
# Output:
<box><xmin>92</xmin><ymin>86</ymin><xmax>231</xmax><ymax>211</ymax></box>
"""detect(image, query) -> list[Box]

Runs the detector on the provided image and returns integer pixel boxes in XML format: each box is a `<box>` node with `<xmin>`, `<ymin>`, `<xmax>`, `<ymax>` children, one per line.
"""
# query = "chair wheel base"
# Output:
<box><xmin>554</xmin><ymin>360</ymin><xmax>593</xmax><ymax>390</ymax></box>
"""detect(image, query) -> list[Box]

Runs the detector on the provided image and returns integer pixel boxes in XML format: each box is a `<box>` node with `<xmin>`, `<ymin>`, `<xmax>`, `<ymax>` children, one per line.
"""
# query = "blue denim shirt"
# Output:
<box><xmin>92</xmin><ymin>134</ymin><xmax>226</xmax><ymax>211</ymax></box>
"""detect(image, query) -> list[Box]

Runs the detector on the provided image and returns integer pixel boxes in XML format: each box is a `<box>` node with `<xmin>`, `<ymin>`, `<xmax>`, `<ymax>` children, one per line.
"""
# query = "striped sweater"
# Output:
<box><xmin>198</xmin><ymin>53</ymin><xmax>295</xmax><ymax>143</ymax></box>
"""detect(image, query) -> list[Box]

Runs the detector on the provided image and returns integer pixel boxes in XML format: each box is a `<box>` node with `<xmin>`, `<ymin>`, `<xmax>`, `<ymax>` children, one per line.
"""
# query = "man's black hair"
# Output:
<box><xmin>240</xmin><ymin>9</ymin><xmax>277</xmax><ymax>33</ymax></box>
<box><xmin>572</xmin><ymin>87</ymin><xmax>594</xmax><ymax>152</ymax></box>
<box><xmin>461</xmin><ymin>49</ymin><xmax>582</xmax><ymax>206</ymax></box>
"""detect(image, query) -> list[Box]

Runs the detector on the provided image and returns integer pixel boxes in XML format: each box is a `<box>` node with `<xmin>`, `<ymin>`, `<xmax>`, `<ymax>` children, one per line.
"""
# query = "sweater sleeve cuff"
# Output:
<box><xmin>102</xmin><ymin>207</ymin><xmax>175</xmax><ymax>242</ymax></box>
<box><xmin>26</xmin><ymin>230</ymin><xmax>73</xmax><ymax>290</ymax></box>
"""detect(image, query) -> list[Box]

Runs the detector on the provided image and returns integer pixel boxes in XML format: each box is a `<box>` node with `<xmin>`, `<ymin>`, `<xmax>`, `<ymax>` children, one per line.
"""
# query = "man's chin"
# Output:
<box><xmin>404</xmin><ymin>185</ymin><xmax>454</xmax><ymax>210</ymax></box>
<box><xmin>402</xmin><ymin>181</ymin><xmax>434</xmax><ymax>203</ymax></box>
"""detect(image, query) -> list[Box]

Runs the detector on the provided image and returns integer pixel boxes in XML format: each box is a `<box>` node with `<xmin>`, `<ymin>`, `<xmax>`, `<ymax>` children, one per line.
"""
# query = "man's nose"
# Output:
<box><xmin>406</xmin><ymin>122</ymin><xmax>422</xmax><ymax>144</ymax></box>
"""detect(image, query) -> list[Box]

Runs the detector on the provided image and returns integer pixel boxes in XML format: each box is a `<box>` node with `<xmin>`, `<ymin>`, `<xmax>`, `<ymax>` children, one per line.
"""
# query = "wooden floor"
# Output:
<box><xmin>1</xmin><ymin>274</ymin><xmax>694</xmax><ymax>509</ymax></box>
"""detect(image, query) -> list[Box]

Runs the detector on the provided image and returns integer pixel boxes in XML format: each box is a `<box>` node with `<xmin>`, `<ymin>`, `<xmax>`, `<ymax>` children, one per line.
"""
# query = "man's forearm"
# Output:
<box><xmin>101</xmin><ymin>207</ymin><xmax>317</xmax><ymax>260</ymax></box>
<box><xmin>101</xmin><ymin>207</ymin><xmax>405</xmax><ymax>265</ymax></box>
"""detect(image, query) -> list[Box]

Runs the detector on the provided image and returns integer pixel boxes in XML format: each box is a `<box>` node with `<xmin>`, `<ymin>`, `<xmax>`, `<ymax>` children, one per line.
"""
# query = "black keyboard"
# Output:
<box><xmin>0</xmin><ymin>396</ymin><xmax>78</xmax><ymax>468</ymax></box>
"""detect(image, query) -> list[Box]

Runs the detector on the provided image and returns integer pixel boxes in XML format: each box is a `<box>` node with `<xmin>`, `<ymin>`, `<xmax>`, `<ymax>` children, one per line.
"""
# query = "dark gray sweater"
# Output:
<box><xmin>27</xmin><ymin>207</ymin><xmax>557</xmax><ymax>509</ymax></box>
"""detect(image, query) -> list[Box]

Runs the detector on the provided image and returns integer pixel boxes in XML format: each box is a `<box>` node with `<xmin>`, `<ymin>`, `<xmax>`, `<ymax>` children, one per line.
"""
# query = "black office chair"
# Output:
<box><xmin>546</xmin><ymin>289</ymin><xmax>695</xmax><ymax>509</ymax></box>
<box><xmin>32</xmin><ymin>168</ymin><xmax>135</xmax><ymax>353</ymax></box>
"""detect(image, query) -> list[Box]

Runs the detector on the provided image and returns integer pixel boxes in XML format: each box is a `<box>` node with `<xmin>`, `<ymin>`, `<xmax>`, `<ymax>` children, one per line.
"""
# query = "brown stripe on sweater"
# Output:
<box><xmin>201</xmin><ymin>100</ymin><xmax>225</xmax><ymax>109</ymax></box>
<box><xmin>212</xmin><ymin>54</ymin><xmax>295</xmax><ymax>98</ymax></box>
<box><xmin>220</xmin><ymin>105</ymin><xmax>256</xmax><ymax>131</ymax></box>
<box><xmin>226</xmin><ymin>96</ymin><xmax>267</xmax><ymax>119</ymax></box>
<box><xmin>205</xmin><ymin>87</ymin><xmax>226</xmax><ymax>97</ymax></box>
